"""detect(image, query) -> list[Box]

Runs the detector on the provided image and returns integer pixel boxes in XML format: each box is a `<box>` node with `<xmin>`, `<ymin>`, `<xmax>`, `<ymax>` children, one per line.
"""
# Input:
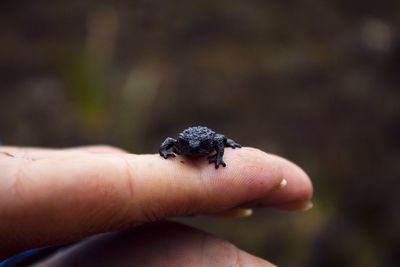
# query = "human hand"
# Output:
<box><xmin>0</xmin><ymin>145</ymin><xmax>313</xmax><ymax>266</ymax></box>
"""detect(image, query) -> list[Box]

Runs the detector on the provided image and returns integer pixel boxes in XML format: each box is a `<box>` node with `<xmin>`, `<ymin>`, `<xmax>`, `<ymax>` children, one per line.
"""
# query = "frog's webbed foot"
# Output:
<box><xmin>226</xmin><ymin>138</ymin><xmax>241</xmax><ymax>149</ymax></box>
<box><xmin>159</xmin><ymin>137</ymin><xmax>177</xmax><ymax>159</ymax></box>
<box><xmin>160</xmin><ymin>151</ymin><xmax>176</xmax><ymax>159</ymax></box>
<box><xmin>208</xmin><ymin>154</ymin><xmax>226</xmax><ymax>168</ymax></box>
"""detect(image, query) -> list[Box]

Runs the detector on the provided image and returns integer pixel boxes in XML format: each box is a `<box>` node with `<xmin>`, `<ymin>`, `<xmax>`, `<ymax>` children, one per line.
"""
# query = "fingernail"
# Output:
<box><xmin>272</xmin><ymin>200</ymin><xmax>314</xmax><ymax>211</ymax></box>
<box><xmin>207</xmin><ymin>208</ymin><xmax>253</xmax><ymax>218</ymax></box>
<box><xmin>234</xmin><ymin>208</ymin><xmax>253</xmax><ymax>217</ymax></box>
<box><xmin>298</xmin><ymin>200</ymin><xmax>313</xmax><ymax>211</ymax></box>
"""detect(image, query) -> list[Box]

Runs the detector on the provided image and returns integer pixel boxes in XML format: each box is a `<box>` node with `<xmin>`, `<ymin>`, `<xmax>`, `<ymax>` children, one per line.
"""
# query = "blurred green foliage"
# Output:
<box><xmin>1</xmin><ymin>1</ymin><xmax>399</xmax><ymax>266</ymax></box>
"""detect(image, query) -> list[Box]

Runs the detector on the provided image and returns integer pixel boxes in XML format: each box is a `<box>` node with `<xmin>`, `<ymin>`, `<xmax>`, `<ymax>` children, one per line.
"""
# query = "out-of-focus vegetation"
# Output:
<box><xmin>1</xmin><ymin>1</ymin><xmax>399</xmax><ymax>266</ymax></box>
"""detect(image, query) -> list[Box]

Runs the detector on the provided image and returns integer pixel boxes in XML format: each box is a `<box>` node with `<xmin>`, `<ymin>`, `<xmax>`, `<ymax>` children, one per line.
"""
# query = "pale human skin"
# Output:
<box><xmin>0</xmin><ymin>145</ymin><xmax>313</xmax><ymax>266</ymax></box>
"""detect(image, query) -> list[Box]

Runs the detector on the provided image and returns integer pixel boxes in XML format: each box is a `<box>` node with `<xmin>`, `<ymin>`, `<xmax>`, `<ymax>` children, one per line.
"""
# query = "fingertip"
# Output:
<box><xmin>259</xmin><ymin>155</ymin><xmax>313</xmax><ymax>209</ymax></box>
<box><xmin>198</xmin><ymin>147</ymin><xmax>288</xmax><ymax>211</ymax></box>
<box><xmin>200</xmin><ymin>147</ymin><xmax>313</xmax><ymax>211</ymax></box>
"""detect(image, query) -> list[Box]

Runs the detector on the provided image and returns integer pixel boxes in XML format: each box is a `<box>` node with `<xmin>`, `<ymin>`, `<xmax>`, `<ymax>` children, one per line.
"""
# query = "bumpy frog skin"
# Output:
<box><xmin>159</xmin><ymin>126</ymin><xmax>241</xmax><ymax>168</ymax></box>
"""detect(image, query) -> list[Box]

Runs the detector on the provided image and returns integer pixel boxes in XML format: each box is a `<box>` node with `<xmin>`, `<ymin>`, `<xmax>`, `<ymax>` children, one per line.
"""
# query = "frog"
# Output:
<box><xmin>159</xmin><ymin>126</ymin><xmax>241</xmax><ymax>168</ymax></box>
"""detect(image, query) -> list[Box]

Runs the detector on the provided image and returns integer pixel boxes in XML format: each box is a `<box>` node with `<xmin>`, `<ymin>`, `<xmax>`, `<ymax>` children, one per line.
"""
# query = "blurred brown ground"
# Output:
<box><xmin>0</xmin><ymin>1</ymin><xmax>399</xmax><ymax>266</ymax></box>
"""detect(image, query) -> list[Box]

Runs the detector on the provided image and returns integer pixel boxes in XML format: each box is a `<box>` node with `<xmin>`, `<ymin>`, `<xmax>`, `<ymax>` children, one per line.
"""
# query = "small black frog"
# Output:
<box><xmin>159</xmin><ymin>126</ymin><xmax>241</xmax><ymax>168</ymax></box>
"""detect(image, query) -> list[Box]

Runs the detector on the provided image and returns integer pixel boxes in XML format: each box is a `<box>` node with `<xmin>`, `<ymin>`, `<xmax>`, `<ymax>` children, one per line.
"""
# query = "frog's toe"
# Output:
<box><xmin>160</xmin><ymin>152</ymin><xmax>176</xmax><ymax>159</ymax></box>
<box><xmin>226</xmin><ymin>139</ymin><xmax>242</xmax><ymax>149</ymax></box>
<box><xmin>208</xmin><ymin>156</ymin><xmax>226</xmax><ymax>168</ymax></box>
<box><xmin>217</xmin><ymin>160</ymin><xmax>226</xmax><ymax>168</ymax></box>
<box><xmin>216</xmin><ymin>160</ymin><xmax>226</xmax><ymax>168</ymax></box>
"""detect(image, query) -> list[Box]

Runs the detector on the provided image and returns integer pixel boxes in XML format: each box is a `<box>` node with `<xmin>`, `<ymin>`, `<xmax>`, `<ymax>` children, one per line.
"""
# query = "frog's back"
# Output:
<box><xmin>180</xmin><ymin>126</ymin><xmax>215</xmax><ymax>140</ymax></box>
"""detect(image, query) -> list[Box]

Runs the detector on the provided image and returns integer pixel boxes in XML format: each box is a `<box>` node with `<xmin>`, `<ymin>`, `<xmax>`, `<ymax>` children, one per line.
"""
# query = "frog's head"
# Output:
<box><xmin>176</xmin><ymin>134</ymin><xmax>213</xmax><ymax>156</ymax></box>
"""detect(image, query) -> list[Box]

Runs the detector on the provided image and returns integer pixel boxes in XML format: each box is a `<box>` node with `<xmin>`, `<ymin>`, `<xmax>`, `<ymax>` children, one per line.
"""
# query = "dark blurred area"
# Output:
<box><xmin>1</xmin><ymin>0</ymin><xmax>399</xmax><ymax>266</ymax></box>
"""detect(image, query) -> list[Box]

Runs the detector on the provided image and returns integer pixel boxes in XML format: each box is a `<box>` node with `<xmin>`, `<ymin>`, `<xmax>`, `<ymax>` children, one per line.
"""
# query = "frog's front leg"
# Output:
<box><xmin>226</xmin><ymin>138</ymin><xmax>241</xmax><ymax>148</ymax></box>
<box><xmin>208</xmin><ymin>134</ymin><xmax>226</xmax><ymax>168</ymax></box>
<box><xmin>159</xmin><ymin>137</ymin><xmax>177</xmax><ymax>158</ymax></box>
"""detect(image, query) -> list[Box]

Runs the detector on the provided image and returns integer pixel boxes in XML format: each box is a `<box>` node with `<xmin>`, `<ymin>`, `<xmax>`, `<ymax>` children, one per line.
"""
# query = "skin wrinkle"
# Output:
<box><xmin>30</xmin><ymin>156</ymin><xmax>122</xmax><ymax>241</ymax></box>
<box><xmin>83</xmin><ymin>157</ymin><xmax>137</xmax><ymax>233</ymax></box>
<box><xmin>194</xmin><ymin>162</ymin><xmax>213</xmax><ymax>214</ymax></box>
<box><xmin>223</xmin><ymin>243</ymin><xmax>243</xmax><ymax>267</ymax></box>
<box><xmin>71</xmin><ymin>157</ymin><xmax>133</xmax><ymax>239</ymax></box>
<box><xmin>10</xmin><ymin>159</ymin><xmax>30</xmax><ymax>207</ymax></box>
<box><xmin>119</xmin><ymin>155</ymin><xmax>136</xmax><ymax>202</ymax></box>
<box><xmin>138</xmin><ymin>155</ymin><xmax>205</xmax><ymax>220</ymax></box>
<box><xmin>0</xmin><ymin>151</ymin><xmax>14</xmax><ymax>157</ymax></box>
<box><xmin>0</xmin><ymin>159</ymin><xmax>25</xmax><ymax>248</ymax></box>
<box><xmin>110</xmin><ymin>156</ymin><xmax>146</xmax><ymax>228</ymax></box>
<box><xmin>195</xmin><ymin>170</ymin><xmax>218</xmax><ymax>214</ymax></box>
<box><xmin>16</xmin><ymin>148</ymin><xmax>34</xmax><ymax>161</ymax></box>
<box><xmin>234</xmin><ymin>248</ymin><xmax>242</xmax><ymax>267</ymax></box>
<box><xmin>8</xmin><ymin>161</ymin><xmax>52</xmax><ymax>227</ymax></box>
<box><xmin>1</xmin><ymin>161</ymin><xmax>59</xmax><ymax>251</ymax></box>
<box><xmin>129</xmin><ymin>155</ymin><xmax>162</xmax><ymax>224</ymax></box>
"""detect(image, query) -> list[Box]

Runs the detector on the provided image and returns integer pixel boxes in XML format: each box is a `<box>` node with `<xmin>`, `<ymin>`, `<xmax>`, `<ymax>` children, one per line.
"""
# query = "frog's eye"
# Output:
<box><xmin>200</xmin><ymin>140</ymin><xmax>210</xmax><ymax>148</ymax></box>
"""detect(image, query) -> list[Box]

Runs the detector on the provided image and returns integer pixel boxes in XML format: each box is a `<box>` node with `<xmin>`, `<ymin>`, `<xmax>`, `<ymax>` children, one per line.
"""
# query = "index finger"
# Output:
<box><xmin>0</xmin><ymin>147</ymin><xmax>312</xmax><ymax>258</ymax></box>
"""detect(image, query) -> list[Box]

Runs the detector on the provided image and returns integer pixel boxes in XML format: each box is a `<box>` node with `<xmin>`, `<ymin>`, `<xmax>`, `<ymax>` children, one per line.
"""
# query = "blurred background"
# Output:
<box><xmin>1</xmin><ymin>1</ymin><xmax>399</xmax><ymax>266</ymax></box>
